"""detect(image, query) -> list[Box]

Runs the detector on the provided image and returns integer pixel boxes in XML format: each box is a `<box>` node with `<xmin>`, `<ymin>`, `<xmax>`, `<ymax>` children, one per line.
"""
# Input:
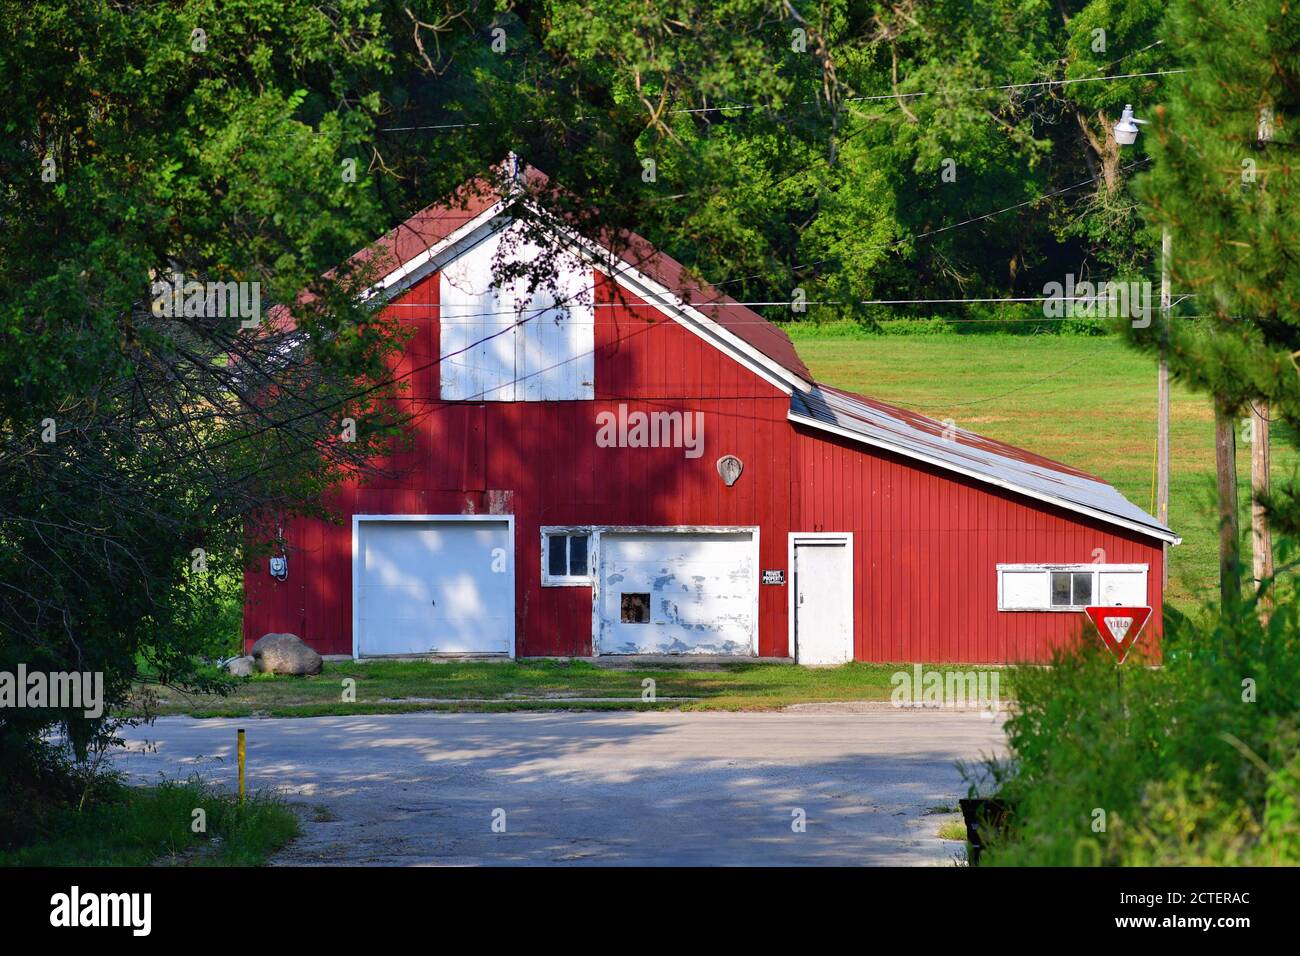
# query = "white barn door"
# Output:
<box><xmin>439</xmin><ymin>219</ymin><xmax>594</xmax><ymax>402</ymax></box>
<box><xmin>354</xmin><ymin>517</ymin><xmax>514</xmax><ymax>657</ymax></box>
<box><xmin>792</xmin><ymin>535</ymin><xmax>853</xmax><ymax>665</ymax></box>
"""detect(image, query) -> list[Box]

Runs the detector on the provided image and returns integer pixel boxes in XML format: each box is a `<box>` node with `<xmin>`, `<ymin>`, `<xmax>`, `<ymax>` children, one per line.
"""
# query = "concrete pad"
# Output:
<box><xmin>111</xmin><ymin>709</ymin><xmax>1006</xmax><ymax>866</ymax></box>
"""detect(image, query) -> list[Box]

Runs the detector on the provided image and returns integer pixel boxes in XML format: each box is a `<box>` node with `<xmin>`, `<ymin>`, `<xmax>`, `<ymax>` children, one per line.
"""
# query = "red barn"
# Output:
<box><xmin>243</xmin><ymin>159</ymin><xmax>1179</xmax><ymax>665</ymax></box>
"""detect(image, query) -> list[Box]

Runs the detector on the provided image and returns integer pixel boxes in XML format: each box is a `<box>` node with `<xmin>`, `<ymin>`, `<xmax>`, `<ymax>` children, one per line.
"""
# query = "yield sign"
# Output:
<box><xmin>1084</xmin><ymin>606</ymin><xmax>1152</xmax><ymax>663</ymax></box>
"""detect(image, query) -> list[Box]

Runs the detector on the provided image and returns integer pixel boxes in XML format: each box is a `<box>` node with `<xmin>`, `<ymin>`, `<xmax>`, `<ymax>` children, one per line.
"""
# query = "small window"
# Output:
<box><xmin>1050</xmin><ymin>571</ymin><xmax>1072</xmax><ymax>607</ymax></box>
<box><xmin>620</xmin><ymin>592</ymin><xmax>650</xmax><ymax>623</ymax></box>
<box><xmin>542</xmin><ymin>530</ymin><xmax>592</xmax><ymax>586</ymax></box>
<box><xmin>998</xmin><ymin>564</ymin><xmax>1148</xmax><ymax>612</ymax></box>
<box><xmin>1050</xmin><ymin>571</ymin><xmax>1094</xmax><ymax>608</ymax></box>
<box><xmin>1072</xmin><ymin>571</ymin><xmax>1093</xmax><ymax>606</ymax></box>
<box><xmin>569</xmin><ymin>534</ymin><xmax>588</xmax><ymax>577</ymax></box>
<box><xmin>547</xmin><ymin>537</ymin><xmax>568</xmax><ymax>578</ymax></box>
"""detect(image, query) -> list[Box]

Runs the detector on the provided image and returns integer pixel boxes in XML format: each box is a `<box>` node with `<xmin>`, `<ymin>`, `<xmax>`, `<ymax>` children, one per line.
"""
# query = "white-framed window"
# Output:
<box><xmin>997</xmin><ymin>564</ymin><xmax>1148</xmax><ymax>611</ymax></box>
<box><xmin>541</xmin><ymin>528</ymin><xmax>593</xmax><ymax>586</ymax></box>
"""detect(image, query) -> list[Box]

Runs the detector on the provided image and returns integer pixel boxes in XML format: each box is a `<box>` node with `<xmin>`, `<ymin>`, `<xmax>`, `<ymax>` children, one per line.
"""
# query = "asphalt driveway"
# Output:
<box><xmin>112</xmin><ymin>708</ymin><xmax>1006</xmax><ymax>866</ymax></box>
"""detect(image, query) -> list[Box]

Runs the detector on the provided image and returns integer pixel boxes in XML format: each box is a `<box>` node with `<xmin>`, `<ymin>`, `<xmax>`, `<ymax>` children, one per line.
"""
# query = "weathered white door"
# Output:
<box><xmin>595</xmin><ymin>530</ymin><xmax>757</xmax><ymax>655</ymax></box>
<box><xmin>355</xmin><ymin>518</ymin><xmax>513</xmax><ymax>657</ymax></box>
<box><xmin>793</xmin><ymin>537</ymin><xmax>853</xmax><ymax>665</ymax></box>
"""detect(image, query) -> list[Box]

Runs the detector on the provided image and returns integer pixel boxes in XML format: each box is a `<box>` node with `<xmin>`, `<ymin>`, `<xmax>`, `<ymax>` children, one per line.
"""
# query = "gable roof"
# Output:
<box><xmin>359</xmin><ymin>157</ymin><xmax>812</xmax><ymax>384</ymax></box>
<box><xmin>790</xmin><ymin>384</ymin><xmax>1179</xmax><ymax>544</ymax></box>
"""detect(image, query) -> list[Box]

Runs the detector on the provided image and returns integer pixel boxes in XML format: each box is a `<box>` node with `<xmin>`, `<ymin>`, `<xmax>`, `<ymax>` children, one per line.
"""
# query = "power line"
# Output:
<box><xmin>381</xmin><ymin>68</ymin><xmax>1186</xmax><ymax>131</ymax></box>
<box><xmin>713</xmin><ymin>158</ymin><xmax>1153</xmax><ymax>288</ymax></box>
<box><xmin>149</xmin><ymin>144</ymin><xmax>1172</xmax><ymax>465</ymax></box>
<box><xmin>155</xmin><ymin>224</ymin><xmax>683</xmax><ymax>465</ymax></box>
<box><xmin>668</xmin><ymin>69</ymin><xmax>1187</xmax><ymax>115</ymax></box>
<box><xmin>203</xmin><ymin>154</ymin><xmax>1175</xmax><ymax>450</ymax></box>
<box><xmin>389</xmin><ymin>293</ymin><xmax>1192</xmax><ymax>313</ymax></box>
<box><xmin>383</xmin><ymin>122</ymin><xmax>483</xmax><ymax>132</ymax></box>
<box><xmin>150</xmin><ymin>162</ymin><xmax>1179</xmax><ymax>475</ymax></box>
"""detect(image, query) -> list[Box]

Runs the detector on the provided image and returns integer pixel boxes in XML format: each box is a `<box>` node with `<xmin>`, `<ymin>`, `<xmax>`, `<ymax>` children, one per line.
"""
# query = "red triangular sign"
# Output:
<box><xmin>1084</xmin><ymin>606</ymin><xmax>1152</xmax><ymax>663</ymax></box>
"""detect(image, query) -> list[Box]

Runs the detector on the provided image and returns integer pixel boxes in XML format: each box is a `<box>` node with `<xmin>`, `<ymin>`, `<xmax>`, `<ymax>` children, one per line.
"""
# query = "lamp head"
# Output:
<box><xmin>1113</xmin><ymin>104</ymin><xmax>1144</xmax><ymax>146</ymax></box>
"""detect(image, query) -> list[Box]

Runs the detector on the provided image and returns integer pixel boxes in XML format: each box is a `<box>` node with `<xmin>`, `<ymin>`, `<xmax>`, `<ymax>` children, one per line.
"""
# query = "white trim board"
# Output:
<box><xmin>788</xmin><ymin>410</ymin><xmax>1181</xmax><ymax>546</ymax></box>
<box><xmin>363</xmin><ymin>201</ymin><xmax>509</xmax><ymax>302</ymax></box>
<box><xmin>350</xmin><ymin>513</ymin><xmax>516</xmax><ymax>660</ymax></box>
<box><xmin>536</xmin><ymin>206</ymin><xmax>808</xmax><ymax>396</ymax></box>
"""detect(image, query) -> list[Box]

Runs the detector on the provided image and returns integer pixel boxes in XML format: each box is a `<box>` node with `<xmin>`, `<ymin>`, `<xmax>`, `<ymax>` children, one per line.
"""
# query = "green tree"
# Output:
<box><xmin>0</xmin><ymin>0</ymin><xmax>409</xmax><ymax>793</ymax></box>
<box><xmin>1128</xmin><ymin>0</ymin><xmax>1299</xmax><ymax>602</ymax></box>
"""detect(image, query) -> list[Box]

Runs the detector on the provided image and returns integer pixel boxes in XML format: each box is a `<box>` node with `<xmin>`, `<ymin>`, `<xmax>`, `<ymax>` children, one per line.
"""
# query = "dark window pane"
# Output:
<box><xmin>1051</xmin><ymin>572</ymin><xmax>1072</xmax><ymax>606</ymax></box>
<box><xmin>568</xmin><ymin>534</ymin><xmax>589</xmax><ymax>577</ymax></box>
<box><xmin>547</xmin><ymin>536</ymin><xmax>567</xmax><ymax>578</ymax></box>
<box><xmin>621</xmin><ymin>592</ymin><xmax>650</xmax><ymax>623</ymax></box>
<box><xmin>1072</xmin><ymin>572</ymin><xmax>1093</xmax><ymax>606</ymax></box>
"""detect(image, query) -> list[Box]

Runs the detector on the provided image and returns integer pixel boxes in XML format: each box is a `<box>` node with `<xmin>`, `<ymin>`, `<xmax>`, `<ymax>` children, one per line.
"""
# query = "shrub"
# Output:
<box><xmin>972</xmin><ymin>584</ymin><xmax>1300</xmax><ymax>865</ymax></box>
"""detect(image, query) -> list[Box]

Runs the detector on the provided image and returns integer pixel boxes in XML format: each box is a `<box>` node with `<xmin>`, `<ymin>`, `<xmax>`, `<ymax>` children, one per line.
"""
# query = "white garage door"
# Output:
<box><xmin>355</xmin><ymin>517</ymin><xmax>513</xmax><ymax>657</ymax></box>
<box><xmin>595</xmin><ymin>530</ymin><xmax>757</xmax><ymax>656</ymax></box>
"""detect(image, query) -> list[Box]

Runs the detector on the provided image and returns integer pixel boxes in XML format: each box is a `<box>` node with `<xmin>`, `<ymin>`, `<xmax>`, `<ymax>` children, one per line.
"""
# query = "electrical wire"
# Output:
<box><xmin>669</xmin><ymin>69</ymin><xmax>1187</xmax><ymax>114</ymax></box>
<box><xmin>381</xmin><ymin>69</ymin><xmax>1186</xmax><ymax>131</ymax></box>
<box><xmin>712</xmin><ymin>158</ymin><xmax>1153</xmax><ymax>288</ymax></box>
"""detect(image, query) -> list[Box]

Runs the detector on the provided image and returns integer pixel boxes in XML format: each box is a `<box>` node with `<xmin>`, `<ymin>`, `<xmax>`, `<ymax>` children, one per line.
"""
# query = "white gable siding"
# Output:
<box><xmin>438</xmin><ymin>220</ymin><xmax>594</xmax><ymax>402</ymax></box>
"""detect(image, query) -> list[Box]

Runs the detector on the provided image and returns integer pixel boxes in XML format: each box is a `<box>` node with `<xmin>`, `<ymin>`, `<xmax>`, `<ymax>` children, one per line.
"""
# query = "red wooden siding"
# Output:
<box><xmin>789</xmin><ymin>427</ymin><xmax>1163</xmax><ymax>663</ymax></box>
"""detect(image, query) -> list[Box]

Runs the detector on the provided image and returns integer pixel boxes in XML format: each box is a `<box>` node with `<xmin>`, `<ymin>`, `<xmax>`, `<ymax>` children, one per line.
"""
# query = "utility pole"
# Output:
<box><xmin>1251</xmin><ymin>111</ymin><xmax>1275</xmax><ymax>623</ymax></box>
<box><xmin>1251</xmin><ymin>401</ymin><xmax>1273</xmax><ymax>621</ymax></box>
<box><xmin>1115</xmin><ymin>109</ymin><xmax>1172</xmax><ymax>586</ymax></box>
<box><xmin>1158</xmin><ymin>227</ymin><xmax>1171</xmax><ymax>588</ymax></box>
<box><xmin>1215</xmin><ymin>402</ymin><xmax>1240</xmax><ymax>609</ymax></box>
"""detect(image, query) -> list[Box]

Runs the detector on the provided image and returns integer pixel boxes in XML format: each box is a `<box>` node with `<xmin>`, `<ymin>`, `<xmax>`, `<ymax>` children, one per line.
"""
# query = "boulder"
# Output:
<box><xmin>251</xmin><ymin>632</ymin><xmax>322</xmax><ymax>676</ymax></box>
<box><xmin>224</xmin><ymin>655</ymin><xmax>257</xmax><ymax>678</ymax></box>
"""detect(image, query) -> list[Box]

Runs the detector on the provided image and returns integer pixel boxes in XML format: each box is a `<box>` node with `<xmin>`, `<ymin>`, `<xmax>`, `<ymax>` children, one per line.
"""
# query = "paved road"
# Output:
<box><xmin>112</xmin><ymin>709</ymin><xmax>1006</xmax><ymax>866</ymax></box>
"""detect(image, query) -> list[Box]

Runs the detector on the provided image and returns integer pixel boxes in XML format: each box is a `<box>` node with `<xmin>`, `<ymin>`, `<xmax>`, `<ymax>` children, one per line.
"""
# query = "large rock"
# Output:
<box><xmin>251</xmin><ymin>633</ymin><xmax>322</xmax><ymax>676</ymax></box>
<box><xmin>224</xmin><ymin>655</ymin><xmax>257</xmax><ymax>678</ymax></box>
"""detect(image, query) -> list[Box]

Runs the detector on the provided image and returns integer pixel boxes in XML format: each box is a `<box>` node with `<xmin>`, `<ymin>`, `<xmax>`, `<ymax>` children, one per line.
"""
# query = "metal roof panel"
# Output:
<box><xmin>790</xmin><ymin>384</ymin><xmax>1178</xmax><ymax>544</ymax></box>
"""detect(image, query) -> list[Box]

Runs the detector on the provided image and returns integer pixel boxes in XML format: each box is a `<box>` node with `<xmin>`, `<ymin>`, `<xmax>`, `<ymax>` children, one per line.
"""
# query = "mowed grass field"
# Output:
<box><xmin>132</xmin><ymin>658</ymin><xmax>1014</xmax><ymax>716</ymax></box>
<box><xmin>789</xmin><ymin>329</ymin><xmax>1297</xmax><ymax>617</ymax></box>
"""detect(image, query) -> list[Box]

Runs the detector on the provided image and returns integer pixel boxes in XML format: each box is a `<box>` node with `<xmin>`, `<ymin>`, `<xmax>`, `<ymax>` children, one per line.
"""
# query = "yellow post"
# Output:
<box><xmin>237</xmin><ymin>727</ymin><xmax>246</xmax><ymax>805</ymax></box>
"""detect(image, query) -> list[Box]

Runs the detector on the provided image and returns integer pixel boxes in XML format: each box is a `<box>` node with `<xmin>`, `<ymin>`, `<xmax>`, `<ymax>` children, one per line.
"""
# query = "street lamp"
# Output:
<box><xmin>1112</xmin><ymin>103</ymin><xmax>1170</xmax><ymax>584</ymax></box>
<box><xmin>1112</xmin><ymin>104</ymin><xmax>1146</xmax><ymax>146</ymax></box>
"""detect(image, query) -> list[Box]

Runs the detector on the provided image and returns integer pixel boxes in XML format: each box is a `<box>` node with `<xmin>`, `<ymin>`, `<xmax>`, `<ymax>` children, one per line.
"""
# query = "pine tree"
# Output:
<box><xmin>1129</xmin><ymin>0</ymin><xmax>1300</xmax><ymax>604</ymax></box>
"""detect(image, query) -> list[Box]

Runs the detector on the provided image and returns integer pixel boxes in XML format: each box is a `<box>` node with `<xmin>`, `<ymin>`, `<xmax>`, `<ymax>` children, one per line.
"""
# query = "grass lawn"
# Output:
<box><xmin>789</xmin><ymin>328</ymin><xmax>1297</xmax><ymax>618</ymax></box>
<box><xmin>130</xmin><ymin>658</ymin><xmax>1010</xmax><ymax>717</ymax></box>
<box><xmin>0</xmin><ymin>778</ymin><xmax>299</xmax><ymax>866</ymax></box>
<box><xmin>937</xmin><ymin>818</ymin><xmax>968</xmax><ymax>842</ymax></box>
